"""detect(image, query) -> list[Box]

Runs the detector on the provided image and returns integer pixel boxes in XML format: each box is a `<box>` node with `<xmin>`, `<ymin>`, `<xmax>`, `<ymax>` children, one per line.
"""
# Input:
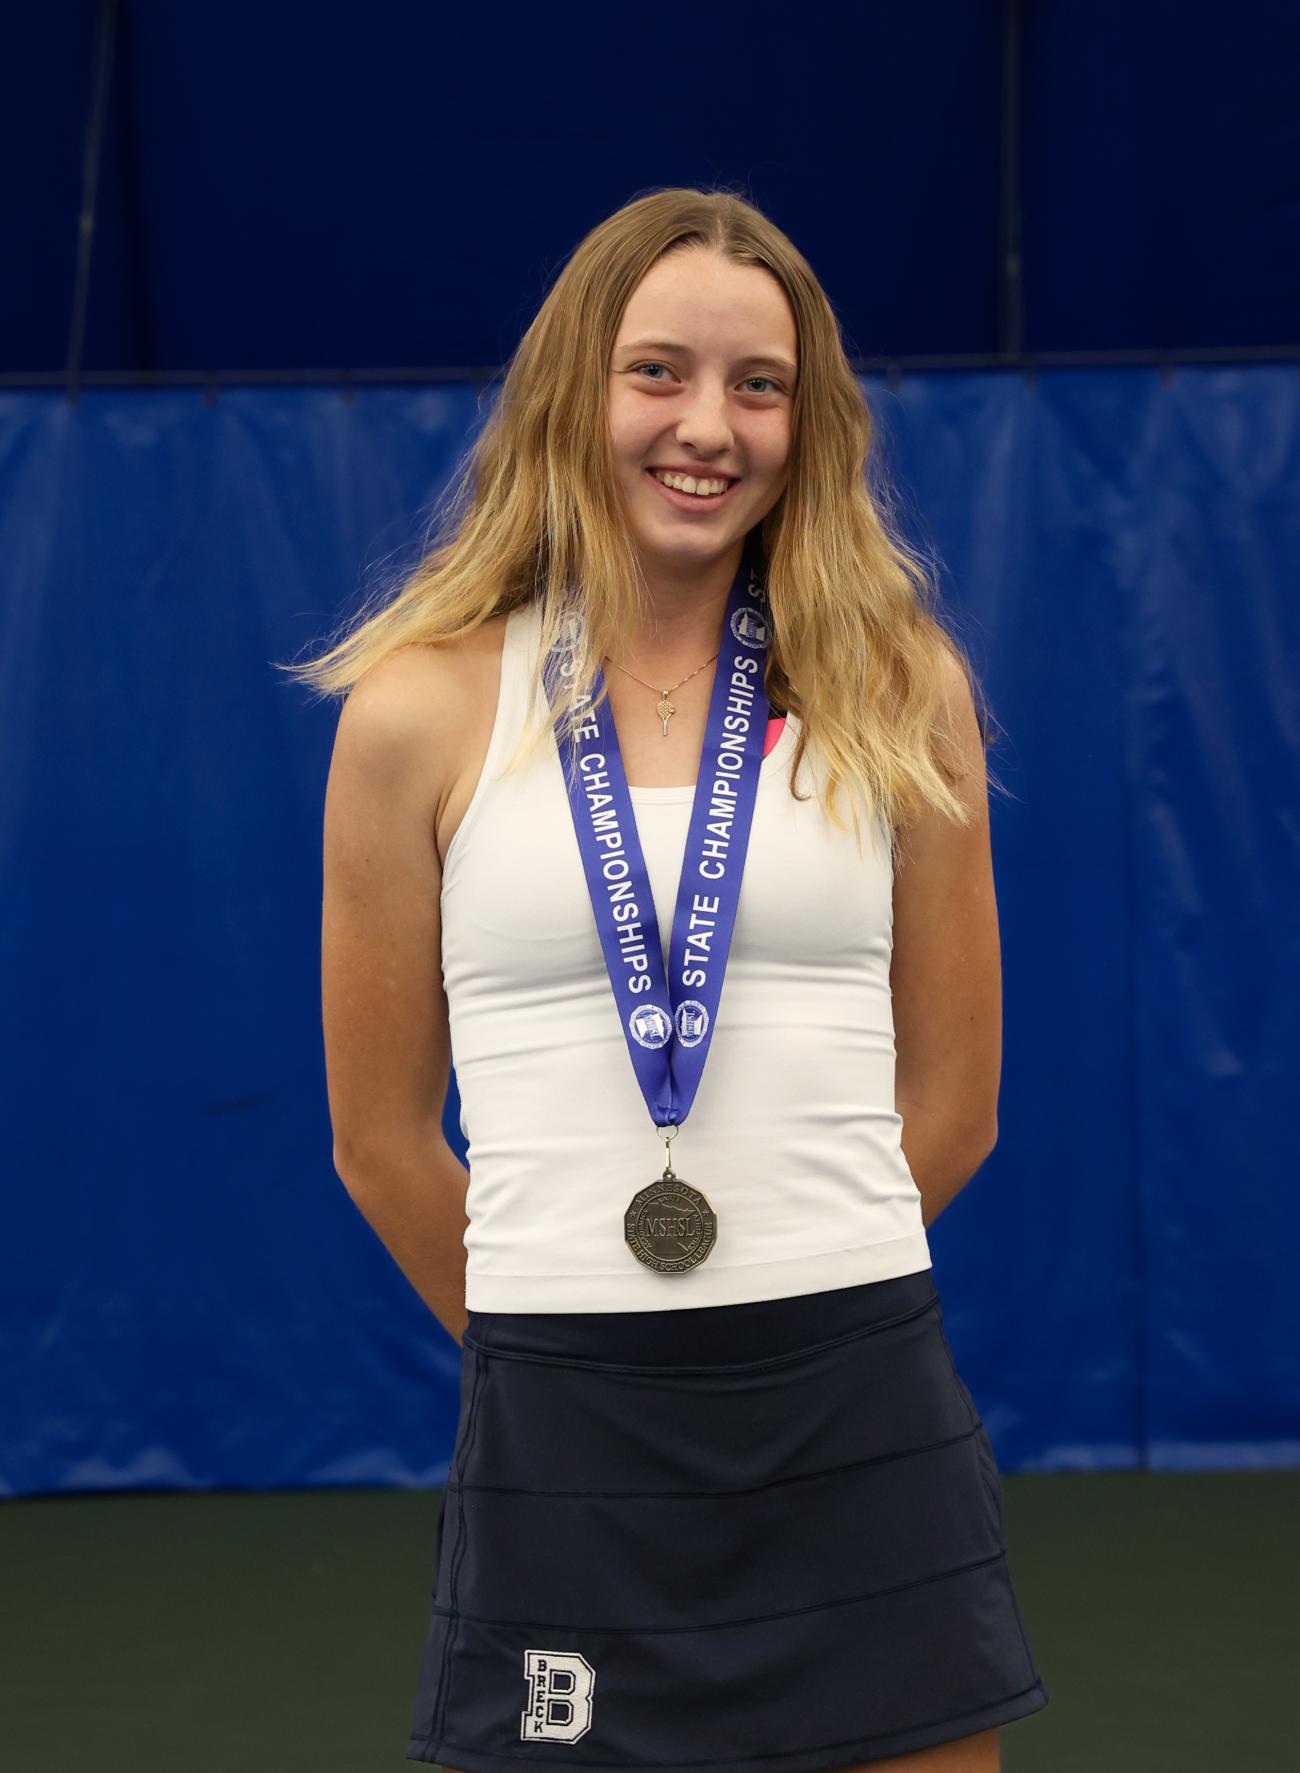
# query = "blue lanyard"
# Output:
<box><xmin>542</xmin><ymin>542</ymin><xmax>773</xmax><ymax>1143</ymax></box>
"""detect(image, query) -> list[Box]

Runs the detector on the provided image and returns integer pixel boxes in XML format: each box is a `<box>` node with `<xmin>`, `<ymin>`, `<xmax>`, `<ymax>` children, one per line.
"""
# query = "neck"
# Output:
<box><xmin>615</xmin><ymin>542</ymin><xmax>744</xmax><ymax>674</ymax></box>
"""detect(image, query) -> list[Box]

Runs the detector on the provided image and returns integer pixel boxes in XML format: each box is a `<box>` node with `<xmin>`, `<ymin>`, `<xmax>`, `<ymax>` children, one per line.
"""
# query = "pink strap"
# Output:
<box><xmin>762</xmin><ymin>714</ymin><xmax>787</xmax><ymax>758</ymax></box>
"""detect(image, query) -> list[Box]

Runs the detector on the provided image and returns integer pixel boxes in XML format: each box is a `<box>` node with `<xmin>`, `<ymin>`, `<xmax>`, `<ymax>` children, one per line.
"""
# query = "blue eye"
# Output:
<box><xmin>632</xmin><ymin>362</ymin><xmax>781</xmax><ymax>394</ymax></box>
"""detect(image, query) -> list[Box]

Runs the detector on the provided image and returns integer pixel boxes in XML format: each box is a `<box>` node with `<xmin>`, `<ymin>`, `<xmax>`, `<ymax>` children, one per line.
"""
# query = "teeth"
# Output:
<box><xmin>653</xmin><ymin>469</ymin><xmax>731</xmax><ymax>497</ymax></box>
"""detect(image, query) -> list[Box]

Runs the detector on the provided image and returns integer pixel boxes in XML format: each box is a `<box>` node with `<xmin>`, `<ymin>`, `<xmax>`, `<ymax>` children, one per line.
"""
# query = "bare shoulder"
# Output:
<box><xmin>894</xmin><ymin>645</ymin><xmax>989</xmax><ymax>872</ymax></box>
<box><xmin>934</xmin><ymin>645</ymin><xmax>988</xmax><ymax>811</ymax></box>
<box><xmin>335</xmin><ymin>622</ymin><xmax>499</xmax><ymax>756</ymax></box>
<box><xmin>332</xmin><ymin>615</ymin><xmax>509</xmax><ymax>827</ymax></box>
<box><xmin>320</xmin><ymin>614</ymin><xmax>511</xmax><ymax>1170</ymax></box>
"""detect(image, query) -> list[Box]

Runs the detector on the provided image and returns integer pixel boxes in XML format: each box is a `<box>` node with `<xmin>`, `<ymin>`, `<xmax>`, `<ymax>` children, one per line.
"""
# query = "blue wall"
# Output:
<box><xmin>2</xmin><ymin>367</ymin><xmax>1296</xmax><ymax>1496</ymax></box>
<box><xmin>4</xmin><ymin>1</ymin><xmax>1297</xmax><ymax>376</ymax></box>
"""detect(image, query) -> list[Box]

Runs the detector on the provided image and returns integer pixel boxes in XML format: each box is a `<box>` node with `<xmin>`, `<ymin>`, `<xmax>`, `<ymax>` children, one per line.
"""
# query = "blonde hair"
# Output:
<box><xmin>277</xmin><ymin>184</ymin><xmax>1002</xmax><ymax>854</ymax></box>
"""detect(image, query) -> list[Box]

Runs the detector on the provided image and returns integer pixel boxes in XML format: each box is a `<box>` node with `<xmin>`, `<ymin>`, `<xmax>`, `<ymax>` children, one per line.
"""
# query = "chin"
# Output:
<box><xmin>639</xmin><ymin>527</ymin><xmax>737</xmax><ymax>560</ymax></box>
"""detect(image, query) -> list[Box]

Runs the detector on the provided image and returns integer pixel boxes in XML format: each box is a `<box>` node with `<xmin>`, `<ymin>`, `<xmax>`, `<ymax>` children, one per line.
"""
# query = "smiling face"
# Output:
<box><xmin>607</xmin><ymin>247</ymin><xmax>798</xmax><ymax>575</ymax></box>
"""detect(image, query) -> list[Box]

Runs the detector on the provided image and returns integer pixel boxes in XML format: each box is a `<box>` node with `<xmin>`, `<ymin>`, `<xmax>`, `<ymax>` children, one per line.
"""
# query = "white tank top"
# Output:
<box><xmin>442</xmin><ymin>598</ymin><xmax>932</xmax><ymax>1312</ymax></box>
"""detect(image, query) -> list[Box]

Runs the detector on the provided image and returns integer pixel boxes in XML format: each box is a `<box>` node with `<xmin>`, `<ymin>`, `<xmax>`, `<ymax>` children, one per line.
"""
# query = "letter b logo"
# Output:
<box><xmin>520</xmin><ymin>1649</ymin><xmax>596</xmax><ymax>1742</ymax></box>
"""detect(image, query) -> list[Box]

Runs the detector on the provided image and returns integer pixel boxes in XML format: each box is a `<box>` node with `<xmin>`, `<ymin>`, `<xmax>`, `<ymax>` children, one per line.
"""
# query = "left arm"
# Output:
<box><xmin>890</xmin><ymin>653</ymin><xmax>1002</xmax><ymax>1228</ymax></box>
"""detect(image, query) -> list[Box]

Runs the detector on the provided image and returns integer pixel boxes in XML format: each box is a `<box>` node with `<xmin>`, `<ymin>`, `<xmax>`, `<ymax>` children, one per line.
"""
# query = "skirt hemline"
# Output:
<box><xmin>405</xmin><ymin>1675</ymin><xmax>1050</xmax><ymax>1770</ymax></box>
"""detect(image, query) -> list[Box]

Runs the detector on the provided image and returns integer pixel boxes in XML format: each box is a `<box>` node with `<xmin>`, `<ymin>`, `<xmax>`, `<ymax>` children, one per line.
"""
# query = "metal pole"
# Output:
<box><xmin>65</xmin><ymin>0</ymin><xmax>120</xmax><ymax>406</ymax></box>
<box><xmin>1000</xmin><ymin>0</ymin><xmax>1025</xmax><ymax>358</ymax></box>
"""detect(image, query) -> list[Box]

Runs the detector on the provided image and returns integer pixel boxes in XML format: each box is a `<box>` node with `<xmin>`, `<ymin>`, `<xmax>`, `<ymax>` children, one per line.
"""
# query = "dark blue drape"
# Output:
<box><xmin>2</xmin><ymin>367</ymin><xmax>1296</xmax><ymax>1495</ymax></box>
<box><xmin>5</xmin><ymin>2</ymin><xmax>1297</xmax><ymax>374</ymax></box>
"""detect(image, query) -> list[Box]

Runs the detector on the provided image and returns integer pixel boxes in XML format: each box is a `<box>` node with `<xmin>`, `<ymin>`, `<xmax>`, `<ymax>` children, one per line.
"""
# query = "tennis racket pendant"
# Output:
<box><xmin>623</xmin><ymin>1131</ymin><xmax>717</xmax><ymax>1273</ymax></box>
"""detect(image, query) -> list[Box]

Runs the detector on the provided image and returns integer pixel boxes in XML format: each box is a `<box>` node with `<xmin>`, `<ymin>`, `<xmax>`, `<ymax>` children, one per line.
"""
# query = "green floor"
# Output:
<box><xmin>4</xmin><ymin>1472</ymin><xmax>1295</xmax><ymax>1771</ymax></box>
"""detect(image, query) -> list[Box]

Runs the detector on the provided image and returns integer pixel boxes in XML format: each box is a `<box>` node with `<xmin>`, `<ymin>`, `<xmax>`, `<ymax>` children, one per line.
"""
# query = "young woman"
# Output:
<box><xmin>298</xmin><ymin>189</ymin><xmax>1049</xmax><ymax>1772</ymax></box>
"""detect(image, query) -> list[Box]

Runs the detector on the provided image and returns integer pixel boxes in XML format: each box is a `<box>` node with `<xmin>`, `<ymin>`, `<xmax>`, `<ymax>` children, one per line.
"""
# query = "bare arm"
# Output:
<box><xmin>889</xmin><ymin>653</ymin><xmax>1002</xmax><ymax>1228</ymax></box>
<box><xmin>322</xmin><ymin>645</ymin><xmax>472</xmax><ymax>1345</ymax></box>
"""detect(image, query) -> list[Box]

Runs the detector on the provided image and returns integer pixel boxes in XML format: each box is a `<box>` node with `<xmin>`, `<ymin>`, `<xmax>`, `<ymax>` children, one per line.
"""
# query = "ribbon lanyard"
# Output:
<box><xmin>542</xmin><ymin>542</ymin><xmax>773</xmax><ymax>1145</ymax></box>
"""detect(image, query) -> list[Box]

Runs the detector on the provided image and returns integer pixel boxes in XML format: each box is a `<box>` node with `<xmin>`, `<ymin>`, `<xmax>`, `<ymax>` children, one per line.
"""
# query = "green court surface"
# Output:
<box><xmin>4</xmin><ymin>1471</ymin><xmax>1295</xmax><ymax>1771</ymax></box>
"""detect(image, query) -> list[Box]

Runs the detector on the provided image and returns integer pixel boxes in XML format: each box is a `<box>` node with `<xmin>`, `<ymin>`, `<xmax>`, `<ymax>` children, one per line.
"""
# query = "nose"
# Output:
<box><xmin>672</xmin><ymin>375</ymin><xmax>734</xmax><ymax>457</ymax></box>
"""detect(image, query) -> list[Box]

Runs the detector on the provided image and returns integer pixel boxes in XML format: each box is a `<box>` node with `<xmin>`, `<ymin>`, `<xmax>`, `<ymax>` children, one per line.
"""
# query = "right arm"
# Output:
<box><xmin>321</xmin><ymin>645</ymin><xmax>472</xmax><ymax>1347</ymax></box>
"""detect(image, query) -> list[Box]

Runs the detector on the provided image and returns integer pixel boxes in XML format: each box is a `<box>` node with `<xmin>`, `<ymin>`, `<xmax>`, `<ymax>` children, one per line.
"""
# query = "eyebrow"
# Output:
<box><xmin>616</xmin><ymin>337</ymin><xmax>798</xmax><ymax>379</ymax></box>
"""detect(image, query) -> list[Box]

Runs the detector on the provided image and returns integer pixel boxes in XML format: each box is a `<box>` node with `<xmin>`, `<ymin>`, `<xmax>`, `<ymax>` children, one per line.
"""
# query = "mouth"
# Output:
<box><xmin>644</xmin><ymin>466</ymin><xmax>742</xmax><ymax>513</ymax></box>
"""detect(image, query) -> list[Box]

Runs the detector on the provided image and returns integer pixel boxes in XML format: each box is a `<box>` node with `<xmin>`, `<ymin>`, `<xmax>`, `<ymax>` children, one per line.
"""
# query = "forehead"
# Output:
<box><xmin>613</xmin><ymin>250</ymin><xmax>797</xmax><ymax>363</ymax></box>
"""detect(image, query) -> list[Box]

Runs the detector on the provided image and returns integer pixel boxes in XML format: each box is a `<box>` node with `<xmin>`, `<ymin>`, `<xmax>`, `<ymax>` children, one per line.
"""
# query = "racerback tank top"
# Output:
<box><xmin>441</xmin><ymin>598</ymin><xmax>932</xmax><ymax>1312</ymax></box>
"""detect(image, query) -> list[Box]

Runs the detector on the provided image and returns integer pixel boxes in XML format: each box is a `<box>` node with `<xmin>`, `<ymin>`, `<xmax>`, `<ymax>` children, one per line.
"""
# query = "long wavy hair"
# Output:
<box><xmin>277</xmin><ymin>185</ymin><xmax>1002</xmax><ymax>856</ymax></box>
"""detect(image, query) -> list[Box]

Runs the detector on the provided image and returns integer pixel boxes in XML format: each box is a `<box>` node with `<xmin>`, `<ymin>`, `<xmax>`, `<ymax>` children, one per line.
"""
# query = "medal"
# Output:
<box><xmin>623</xmin><ymin>1126</ymin><xmax>718</xmax><ymax>1274</ymax></box>
<box><xmin>542</xmin><ymin>535</ymin><xmax>773</xmax><ymax>1274</ymax></box>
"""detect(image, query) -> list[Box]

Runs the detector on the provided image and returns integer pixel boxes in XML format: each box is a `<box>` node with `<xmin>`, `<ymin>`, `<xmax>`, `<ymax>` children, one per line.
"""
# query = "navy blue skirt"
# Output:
<box><xmin>405</xmin><ymin>1267</ymin><xmax>1049</xmax><ymax>1772</ymax></box>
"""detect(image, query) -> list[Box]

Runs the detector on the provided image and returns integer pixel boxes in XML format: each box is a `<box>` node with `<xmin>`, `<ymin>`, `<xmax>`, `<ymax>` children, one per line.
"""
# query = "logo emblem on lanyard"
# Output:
<box><xmin>542</xmin><ymin>539</ymin><xmax>773</xmax><ymax>1273</ymax></box>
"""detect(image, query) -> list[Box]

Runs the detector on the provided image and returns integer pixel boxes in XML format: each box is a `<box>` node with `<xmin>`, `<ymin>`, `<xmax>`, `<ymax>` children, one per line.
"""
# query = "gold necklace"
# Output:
<box><xmin>606</xmin><ymin>653</ymin><xmax>720</xmax><ymax>736</ymax></box>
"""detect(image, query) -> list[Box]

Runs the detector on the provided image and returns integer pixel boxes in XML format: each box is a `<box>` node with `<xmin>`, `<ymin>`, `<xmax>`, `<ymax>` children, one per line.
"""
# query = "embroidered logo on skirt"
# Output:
<box><xmin>520</xmin><ymin>1650</ymin><xmax>596</xmax><ymax>1742</ymax></box>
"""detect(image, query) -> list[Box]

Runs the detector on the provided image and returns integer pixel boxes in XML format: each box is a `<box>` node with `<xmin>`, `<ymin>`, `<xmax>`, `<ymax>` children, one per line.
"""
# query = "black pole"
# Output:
<box><xmin>65</xmin><ymin>0</ymin><xmax>119</xmax><ymax>406</ymax></box>
<box><xmin>999</xmin><ymin>0</ymin><xmax>1025</xmax><ymax>358</ymax></box>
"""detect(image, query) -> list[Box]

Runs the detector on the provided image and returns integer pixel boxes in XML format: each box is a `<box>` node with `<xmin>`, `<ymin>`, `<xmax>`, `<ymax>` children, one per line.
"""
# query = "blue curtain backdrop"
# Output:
<box><xmin>2</xmin><ymin>366</ymin><xmax>1297</xmax><ymax>1497</ymax></box>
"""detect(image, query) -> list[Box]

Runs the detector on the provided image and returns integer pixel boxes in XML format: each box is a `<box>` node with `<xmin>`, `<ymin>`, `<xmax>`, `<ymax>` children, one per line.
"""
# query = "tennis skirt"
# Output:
<box><xmin>405</xmin><ymin>1266</ymin><xmax>1049</xmax><ymax>1772</ymax></box>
